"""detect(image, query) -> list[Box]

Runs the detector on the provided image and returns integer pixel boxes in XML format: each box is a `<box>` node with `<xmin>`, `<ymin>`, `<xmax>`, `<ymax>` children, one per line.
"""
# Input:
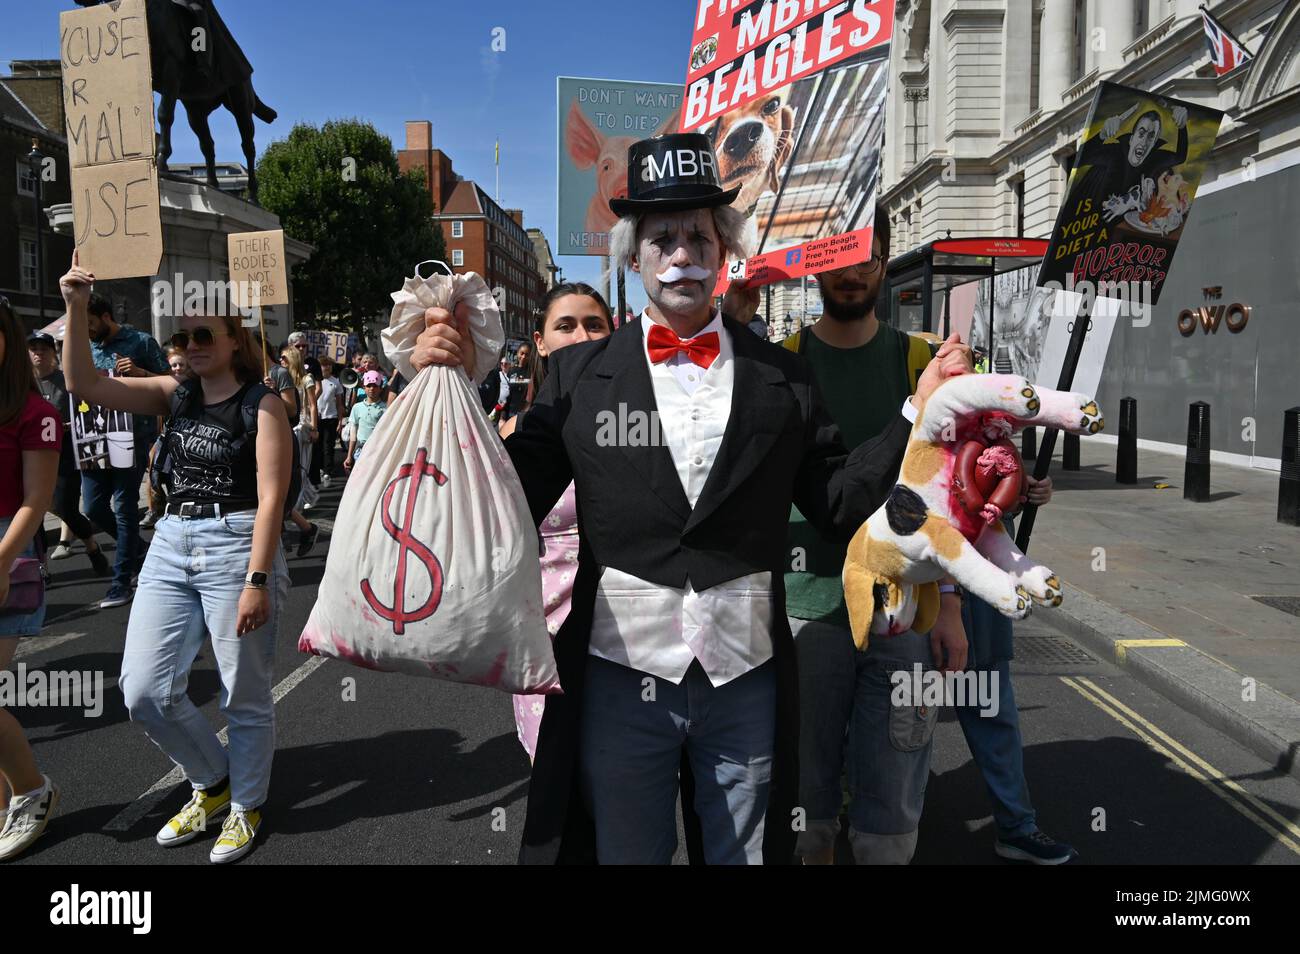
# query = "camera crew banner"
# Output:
<box><xmin>1036</xmin><ymin>81</ymin><xmax>1224</xmax><ymax>307</ymax></box>
<box><xmin>557</xmin><ymin>77</ymin><xmax>683</xmax><ymax>256</ymax></box>
<box><xmin>60</xmin><ymin>0</ymin><xmax>163</xmax><ymax>280</ymax></box>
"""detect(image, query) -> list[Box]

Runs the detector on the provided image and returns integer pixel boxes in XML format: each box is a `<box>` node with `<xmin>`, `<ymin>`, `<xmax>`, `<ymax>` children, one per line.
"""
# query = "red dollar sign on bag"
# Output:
<box><xmin>361</xmin><ymin>447</ymin><xmax>449</xmax><ymax>635</ymax></box>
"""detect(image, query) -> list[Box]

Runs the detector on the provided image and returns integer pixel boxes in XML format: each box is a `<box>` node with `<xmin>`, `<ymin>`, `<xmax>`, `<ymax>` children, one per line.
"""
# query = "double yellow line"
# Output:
<box><xmin>1061</xmin><ymin>675</ymin><xmax>1300</xmax><ymax>857</ymax></box>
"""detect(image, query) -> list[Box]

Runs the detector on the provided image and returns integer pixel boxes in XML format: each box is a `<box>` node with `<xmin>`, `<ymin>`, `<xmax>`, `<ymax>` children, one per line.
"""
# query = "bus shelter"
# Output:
<box><xmin>883</xmin><ymin>237</ymin><xmax>1050</xmax><ymax>348</ymax></box>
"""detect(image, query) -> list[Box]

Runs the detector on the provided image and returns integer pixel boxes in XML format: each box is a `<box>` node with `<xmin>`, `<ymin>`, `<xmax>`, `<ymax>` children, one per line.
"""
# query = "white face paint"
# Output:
<box><xmin>636</xmin><ymin>209</ymin><xmax>723</xmax><ymax>323</ymax></box>
<box><xmin>655</xmin><ymin>264</ymin><xmax>714</xmax><ymax>284</ymax></box>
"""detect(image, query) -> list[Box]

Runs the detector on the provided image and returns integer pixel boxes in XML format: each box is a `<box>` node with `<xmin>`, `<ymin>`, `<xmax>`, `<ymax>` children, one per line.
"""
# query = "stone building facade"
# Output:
<box><xmin>880</xmin><ymin>0</ymin><xmax>1300</xmax><ymax>468</ymax></box>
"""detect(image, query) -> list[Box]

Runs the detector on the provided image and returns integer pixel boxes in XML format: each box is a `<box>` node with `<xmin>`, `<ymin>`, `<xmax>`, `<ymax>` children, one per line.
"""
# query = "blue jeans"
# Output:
<box><xmin>118</xmin><ymin>510</ymin><xmax>288</xmax><ymax>812</ymax></box>
<box><xmin>81</xmin><ymin>449</ymin><xmax>147</xmax><ymax>589</ymax></box>
<box><xmin>579</xmin><ymin>656</ymin><xmax>776</xmax><ymax>864</ymax></box>
<box><xmin>955</xmin><ymin>596</ymin><xmax>1036</xmax><ymax>838</ymax></box>
<box><xmin>790</xmin><ymin>618</ymin><xmax>937</xmax><ymax>864</ymax></box>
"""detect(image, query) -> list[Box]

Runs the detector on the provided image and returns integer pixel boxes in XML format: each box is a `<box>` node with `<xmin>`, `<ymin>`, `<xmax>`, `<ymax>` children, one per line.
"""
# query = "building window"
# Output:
<box><xmin>1135</xmin><ymin>0</ymin><xmax>1149</xmax><ymax>37</ymax></box>
<box><xmin>452</xmin><ymin>220</ymin><xmax>463</xmax><ymax>238</ymax></box>
<box><xmin>1013</xmin><ymin>179</ymin><xmax>1025</xmax><ymax>236</ymax></box>
<box><xmin>20</xmin><ymin>238</ymin><xmax>38</xmax><ymax>293</ymax></box>
<box><xmin>17</xmin><ymin>159</ymin><xmax>37</xmax><ymax>197</ymax></box>
<box><xmin>452</xmin><ymin>248</ymin><xmax>464</xmax><ymax>267</ymax></box>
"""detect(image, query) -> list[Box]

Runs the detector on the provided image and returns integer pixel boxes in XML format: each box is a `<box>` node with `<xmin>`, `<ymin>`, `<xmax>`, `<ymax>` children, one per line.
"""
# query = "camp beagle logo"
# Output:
<box><xmin>1177</xmin><ymin>286</ymin><xmax>1250</xmax><ymax>336</ymax></box>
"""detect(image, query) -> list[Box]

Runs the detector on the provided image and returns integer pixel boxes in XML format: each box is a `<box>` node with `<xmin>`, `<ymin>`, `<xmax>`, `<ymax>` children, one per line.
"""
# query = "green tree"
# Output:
<box><xmin>257</xmin><ymin>119</ymin><xmax>445</xmax><ymax>342</ymax></box>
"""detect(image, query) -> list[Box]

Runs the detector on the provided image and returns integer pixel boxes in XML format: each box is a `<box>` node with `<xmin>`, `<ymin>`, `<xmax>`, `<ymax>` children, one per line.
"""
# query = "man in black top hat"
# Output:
<box><xmin>411</xmin><ymin>132</ymin><xmax>971</xmax><ymax>864</ymax></box>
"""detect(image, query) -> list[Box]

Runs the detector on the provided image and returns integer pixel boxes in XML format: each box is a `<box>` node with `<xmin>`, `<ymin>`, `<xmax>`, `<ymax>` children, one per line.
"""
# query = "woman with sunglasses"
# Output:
<box><xmin>499</xmin><ymin>283</ymin><xmax>613</xmax><ymax>761</ymax></box>
<box><xmin>60</xmin><ymin>252</ymin><xmax>293</xmax><ymax>864</ymax></box>
<box><xmin>0</xmin><ymin>296</ymin><xmax>62</xmax><ymax>861</ymax></box>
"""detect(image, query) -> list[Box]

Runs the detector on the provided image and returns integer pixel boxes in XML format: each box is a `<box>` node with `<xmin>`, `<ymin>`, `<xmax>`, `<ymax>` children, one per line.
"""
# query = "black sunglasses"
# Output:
<box><xmin>170</xmin><ymin>327</ymin><xmax>228</xmax><ymax>349</ymax></box>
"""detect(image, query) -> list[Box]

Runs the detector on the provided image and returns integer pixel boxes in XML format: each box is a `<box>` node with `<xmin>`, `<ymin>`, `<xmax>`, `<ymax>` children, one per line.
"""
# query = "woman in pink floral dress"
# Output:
<box><xmin>500</xmin><ymin>283</ymin><xmax>612</xmax><ymax>760</ymax></box>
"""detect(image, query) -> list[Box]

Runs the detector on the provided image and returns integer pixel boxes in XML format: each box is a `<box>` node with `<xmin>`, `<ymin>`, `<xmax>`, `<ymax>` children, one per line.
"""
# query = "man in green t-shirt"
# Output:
<box><xmin>774</xmin><ymin>212</ymin><xmax>968</xmax><ymax>865</ymax></box>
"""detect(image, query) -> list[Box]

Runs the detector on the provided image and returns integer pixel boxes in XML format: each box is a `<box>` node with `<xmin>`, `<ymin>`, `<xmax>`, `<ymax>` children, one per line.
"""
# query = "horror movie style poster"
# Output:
<box><xmin>1037</xmin><ymin>81</ymin><xmax>1224</xmax><ymax>306</ymax></box>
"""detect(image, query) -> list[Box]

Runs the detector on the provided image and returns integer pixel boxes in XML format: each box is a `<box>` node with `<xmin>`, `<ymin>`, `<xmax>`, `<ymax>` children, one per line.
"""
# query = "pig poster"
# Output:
<box><xmin>556</xmin><ymin>77</ymin><xmax>683</xmax><ymax>256</ymax></box>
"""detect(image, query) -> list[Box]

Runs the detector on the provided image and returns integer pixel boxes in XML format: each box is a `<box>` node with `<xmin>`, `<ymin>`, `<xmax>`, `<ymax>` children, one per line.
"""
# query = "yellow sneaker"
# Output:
<box><xmin>156</xmin><ymin>785</ymin><xmax>231</xmax><ymax>847</ymax></box>
<box><xmin>209</xmin><ymin>808</ymin><xmax>262</xmax><ymax>864</ymax></box>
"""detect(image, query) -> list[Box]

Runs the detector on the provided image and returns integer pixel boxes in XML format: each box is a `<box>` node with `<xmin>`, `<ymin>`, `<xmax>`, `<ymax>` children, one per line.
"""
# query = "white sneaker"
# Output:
<box><xmin>320</xmin><ymin>474</ymin><xmax>332</xmax><ymax>489</ymax></box>
<box><xmin>0</xmin><ymin>776</ymin><xmax>60</xmax><ymax>861</ymax></box>
<box><xmin>49</xmin><ymin>543</ymin><xmax>73</xmax><ymax>560</ymax></box>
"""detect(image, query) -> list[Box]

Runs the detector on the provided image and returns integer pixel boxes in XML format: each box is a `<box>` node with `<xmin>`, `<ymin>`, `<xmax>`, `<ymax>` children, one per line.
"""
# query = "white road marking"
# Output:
<box><xmin>13</xmin><ymin>630</ymin><xmax>90</xmax><ymax>661</ymax></box>
<box><xmin>102</xmin><ymin>655</ymin><xmax>329</xmax><ymax>832</ymax></box>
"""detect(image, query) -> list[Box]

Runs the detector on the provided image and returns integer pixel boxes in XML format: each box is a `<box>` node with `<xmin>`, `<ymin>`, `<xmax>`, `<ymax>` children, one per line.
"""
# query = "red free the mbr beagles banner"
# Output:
<box><xmin>682</xmin><ymin>0</ymin><xmax>895</xmax><ymax>132</ymax></box>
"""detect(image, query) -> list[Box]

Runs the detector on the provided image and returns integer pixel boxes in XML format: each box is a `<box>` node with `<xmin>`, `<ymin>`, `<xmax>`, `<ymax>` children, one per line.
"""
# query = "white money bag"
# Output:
<box><xmin>299</xmin><ymin>262</ymin><xmax>559</xmax><ymax>694</ymax></box>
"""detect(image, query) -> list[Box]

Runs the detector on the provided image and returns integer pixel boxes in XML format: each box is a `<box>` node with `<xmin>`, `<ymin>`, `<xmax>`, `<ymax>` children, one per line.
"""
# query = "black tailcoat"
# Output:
<box><xmin>507</xmin><ymin>316</ymin><xmax>911</xmax><ymax>864</ymax></box>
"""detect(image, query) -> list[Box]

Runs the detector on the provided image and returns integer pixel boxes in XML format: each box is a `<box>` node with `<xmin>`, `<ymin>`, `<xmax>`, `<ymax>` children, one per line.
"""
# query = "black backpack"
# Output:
<box><xmin>154</xmin><ymin>380</ymin><xmax>302</xmax><ymax>521</ymax></box>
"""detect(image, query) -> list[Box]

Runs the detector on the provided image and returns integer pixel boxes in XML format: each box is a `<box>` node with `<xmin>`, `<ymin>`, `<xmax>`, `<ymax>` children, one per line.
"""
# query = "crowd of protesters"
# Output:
<box><xmin>0</xmin><ymin>266</ymin><xmax>399</xmax><ymax>862</ymax></box>
<box><xmin>0</xmin><ymin>133</ymin><xmax>1078</xmax><ymax>868</ymax></box>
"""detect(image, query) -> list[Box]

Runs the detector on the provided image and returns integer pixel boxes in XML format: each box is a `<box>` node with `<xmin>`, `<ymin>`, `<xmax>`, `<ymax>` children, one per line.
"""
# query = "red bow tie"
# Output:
<box><xmin>647</xmin><ymin>324</ymin><xmax>721</xmax><ymax>370</ymax></box>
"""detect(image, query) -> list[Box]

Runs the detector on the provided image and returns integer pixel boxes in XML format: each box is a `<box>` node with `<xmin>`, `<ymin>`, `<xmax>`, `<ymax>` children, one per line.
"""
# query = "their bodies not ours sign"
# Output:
<box><xmin>60</xmin><ymin>0</ymin><xmax>162</xmax><ymax>280</ymax></box>
<box><xmin>227</xmin><ymin>230</ymin><xmax>289</xmax><ymax>308</ymax></box>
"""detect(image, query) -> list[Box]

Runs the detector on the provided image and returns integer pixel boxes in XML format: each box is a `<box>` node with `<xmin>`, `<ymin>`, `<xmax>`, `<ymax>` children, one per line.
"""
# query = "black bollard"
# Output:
<box><xmin>1184</xmin><ymin>401</ymin><xmax>1211</xmax><ymax>502</ymax></box>
<box><xmin>1021</xmin><ymin>426</ymin><xmax>1037</xmax><ymax>461</ymax></box>
<box><xmin>1117</xmin><ymin>396</ymin><xmax>1137</xmax><ymax>484</ymax></box>
<box><xmin>1280</xmin><ymin>407</ymin><xmax>1300</xmax><ymax>526</ymax></box>
<box><xmin>1063</xmin><ymin>432</ymin><xmax>1080</xmax><ymax>471</ymax></box>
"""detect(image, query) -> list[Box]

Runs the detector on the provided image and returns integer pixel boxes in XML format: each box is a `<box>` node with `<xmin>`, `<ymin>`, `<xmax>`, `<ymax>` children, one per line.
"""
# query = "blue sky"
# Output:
<box><xmin>6</xmin><ymin>0</ymin><xmax>700</xmax><ymax>312</ymax></box>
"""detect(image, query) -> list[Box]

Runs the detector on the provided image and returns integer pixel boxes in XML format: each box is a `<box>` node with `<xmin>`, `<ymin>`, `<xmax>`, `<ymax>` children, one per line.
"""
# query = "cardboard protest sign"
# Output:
<box><xmin>705</xmin><ymin>47</ymin><xmax>891</xmax><ymax>291</ymax></box>
<box><xmin>682</xmin><ymin>0</ymin><xmax>895</xmax><ymax>132</ymax></box>
<box><xmin>60</xmin><ymin>0</ymin><xmax>162</xmax><ymax>280</ymax></box>
<box><xmin>304</xmin><ymin>330</ymin><xmax>349</xmax><ymax>364</ymax></box>
<box><xmin>71</xmin><ymin>378</ymin><xmax>134</xmax><ymax>471</ymax></box>
<box><xmin>227</xmin><ymin>230</ymin><xmax>290</xmax><ymax>308</ymax></box>
<box><xmin>1036</xmin><ymin>82</ymin><xmax>1224</xmax><ymax>308</ymax></box>
<box><xmin>69</xmin><ymin>159</ymin><xmax>162</xmax><ymax>281</ymax></box>
<box><xmin>557</xmin><ymin>77</ymin><xmax>682</xmax><ymax>256</ymax></box>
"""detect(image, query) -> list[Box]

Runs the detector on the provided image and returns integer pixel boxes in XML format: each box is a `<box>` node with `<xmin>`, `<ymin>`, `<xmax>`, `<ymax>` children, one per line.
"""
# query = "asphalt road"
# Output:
<box><xmin>8</xmin><ymin>481</ymin><xmax>1300</xmax><ymax>866</ymax></box>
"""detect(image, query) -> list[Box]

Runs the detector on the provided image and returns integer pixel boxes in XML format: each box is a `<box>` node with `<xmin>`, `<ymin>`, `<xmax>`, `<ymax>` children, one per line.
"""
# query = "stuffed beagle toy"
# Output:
<box><xmin>843</xmin><ymin>373</ymin><xmax>1104</xmax><ymax>649</ymax></box>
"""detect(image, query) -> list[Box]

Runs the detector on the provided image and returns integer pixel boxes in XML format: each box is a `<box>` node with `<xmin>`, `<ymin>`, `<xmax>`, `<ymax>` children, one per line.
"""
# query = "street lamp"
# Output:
<box><xmin>27</xmin><ymin>140</ymin><xmax>47</xmax><ymax>323</ymax></box>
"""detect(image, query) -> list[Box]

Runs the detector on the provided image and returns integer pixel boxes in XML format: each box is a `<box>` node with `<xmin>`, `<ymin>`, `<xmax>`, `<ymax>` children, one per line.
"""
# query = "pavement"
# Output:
<box><xmin>1027</xmin><ymin>436</ymin><xmax>1300</xmax><ymax>780</ymax></box>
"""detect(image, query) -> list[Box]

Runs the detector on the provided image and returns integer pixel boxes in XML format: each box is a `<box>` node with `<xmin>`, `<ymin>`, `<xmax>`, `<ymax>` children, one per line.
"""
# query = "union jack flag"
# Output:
<box><xmin>1201</xmin><ymin>7</ymin><xmax>1251</xmax><ymax>76</ymax></box>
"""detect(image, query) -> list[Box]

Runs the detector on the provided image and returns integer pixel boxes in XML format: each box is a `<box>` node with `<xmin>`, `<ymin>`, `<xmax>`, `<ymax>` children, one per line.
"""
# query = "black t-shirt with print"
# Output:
<box><xmin>165</xmin><ymin>383</ymin><xmax>260</xmax><ymax>508</ymax></box>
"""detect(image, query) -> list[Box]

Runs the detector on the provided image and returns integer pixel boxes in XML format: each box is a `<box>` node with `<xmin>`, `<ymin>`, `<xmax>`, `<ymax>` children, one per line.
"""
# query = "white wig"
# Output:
<box><xmin>608</xmin><ymin>204</ymin><xmax>758</xmax><ymax>278</ymax></box>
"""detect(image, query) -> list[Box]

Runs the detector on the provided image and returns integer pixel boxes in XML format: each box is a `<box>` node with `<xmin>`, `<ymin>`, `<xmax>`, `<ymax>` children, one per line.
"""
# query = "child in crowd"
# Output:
<box><xmin>343</xmin><ymin>371</ymin><xmax>387</xmax><ymax>471</ymax></box>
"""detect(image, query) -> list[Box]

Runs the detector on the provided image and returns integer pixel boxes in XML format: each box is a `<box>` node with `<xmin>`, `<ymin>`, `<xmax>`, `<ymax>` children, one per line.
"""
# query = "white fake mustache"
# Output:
<box><xmin>655</xmin><ymin>265</ymin><xmax>713</xmax><ymax>284</ymax></box>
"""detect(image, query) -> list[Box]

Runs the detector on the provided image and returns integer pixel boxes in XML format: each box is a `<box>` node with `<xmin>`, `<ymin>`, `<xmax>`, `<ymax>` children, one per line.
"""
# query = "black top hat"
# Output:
<box><xmin>608</xmin><ymin>133</ymin><xmax>740</xmax><ymax>216</ymax></box>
